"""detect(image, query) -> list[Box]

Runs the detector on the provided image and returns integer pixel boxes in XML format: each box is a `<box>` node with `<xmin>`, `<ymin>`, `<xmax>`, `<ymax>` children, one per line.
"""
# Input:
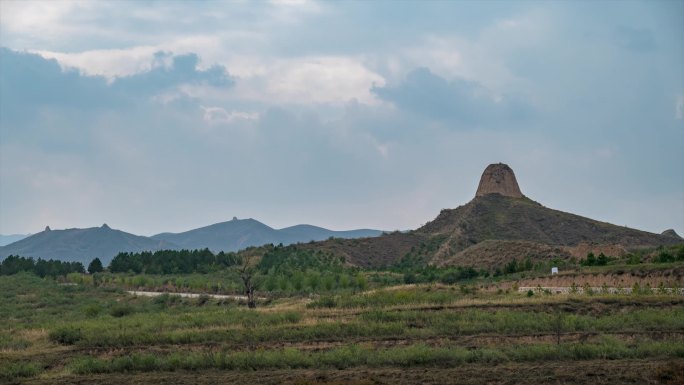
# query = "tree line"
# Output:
<box><xmin>0</xmin><ymin>255</ymin><xmax>85</xmax><ymax>277</ymax></box>
<box><xmin>109</xmin><ymin>249</ymin><xmax>241</xmax><ymax>274</ymax></box>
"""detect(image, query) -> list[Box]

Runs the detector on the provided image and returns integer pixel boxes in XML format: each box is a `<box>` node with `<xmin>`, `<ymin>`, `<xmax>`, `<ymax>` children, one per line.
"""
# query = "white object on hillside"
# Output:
<box><xmin>551</xmin><ymin>267</ymin><xmax>559</xmax><ymax>275</ymax></box>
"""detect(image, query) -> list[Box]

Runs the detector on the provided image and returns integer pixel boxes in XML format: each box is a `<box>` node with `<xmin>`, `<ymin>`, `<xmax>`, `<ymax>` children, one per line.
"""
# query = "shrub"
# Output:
<box><xmin>309</xmin><ymin>296</ymin><xmax>337</xmax><ymax>308</ymax></box>
<box><xmin>439</xmin><ymin>271</ymin><xmax>459</xmax><ymax>285</ymax></box>
<box><xmin>655</xmin><ymin>251</ymin><xmax>675</xmax><ymax>263</ymax></box>
<box><xmin>627</xmin><ymin>254</ymin><xmax>641</xmax><ymax>265</ymax></box>
<box><xmin>82</xmin><ymin>303</ymin><xmax>102</xmax><ymax>317</ymax></box>
<box><xmin>197</xmin><ymin>294</ymin><xmax>210</xmax><ymax>306</ymax></box>
<box><xmin>49</xmin><ymin>326</ymin><xmax>83</xmax><ymax>345</ymax></box>
<box><xmin>0</xmin><ymin>333</ymin><xmax>31</xmax><ymax>350</ymax></box>
<box><xmin>109</xmin><ymin>303</ymin><xmax>135</xmax><ymax>317</ymax></box>
<box><xmin>153</xmin><ymin>293</ymin><xmax>171</xmax><ymax>306</ymax></box>
<box><xmin>0</xmin><ymin>362</ymin><xmax>39</xmax><ymax>381</ymax></box>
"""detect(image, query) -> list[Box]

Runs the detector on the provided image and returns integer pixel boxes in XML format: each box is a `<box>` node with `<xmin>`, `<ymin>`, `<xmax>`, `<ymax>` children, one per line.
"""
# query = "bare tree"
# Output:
<box><xmin>237</xmin><ymin>254</ymin><xmax>261</xmax><ymax>308</ymax></box>
<box><xmin>555</xmin><ymin>310</ymin><xmax>563</xmax><ymax>345</ymax></box>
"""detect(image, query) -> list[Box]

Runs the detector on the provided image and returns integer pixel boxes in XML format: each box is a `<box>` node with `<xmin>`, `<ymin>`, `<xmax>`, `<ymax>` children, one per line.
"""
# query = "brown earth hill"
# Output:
<box><xmin>301</xmin><ymin>163</ymin><xmax>681</xmax><ymax>268</ymax></box>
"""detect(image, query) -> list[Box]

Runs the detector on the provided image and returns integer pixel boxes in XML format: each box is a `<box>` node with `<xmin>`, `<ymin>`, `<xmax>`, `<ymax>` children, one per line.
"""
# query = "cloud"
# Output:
<box><xmin>0</xmin><ymin>47</ymin><xmax>236</xmax><ymax>160</ymax></box>
<box><xmin>35</xmin><ymin>46</ymin><xmax>168</xmax><ymax>79</ymax></box>
<box><xmin>31</xmin><ymin>48</ymin><xmax>384</xmax><ymax>106</ymax></box>
<box><xmin>0</xmin><ymin>1</ymin><xmax>325</xmax><ymax>53</ymax></box>
<box><xmin>112</xmin><ymin>52</ymin><xmax>233</xmax><ymax>96</ymax></box>
<box><xmin>0</xmin><ymin>48</ymin><xmax>110</xmax><ymax>110</ymax></box>
<box><xmin>262</xmin><ymin>56</ymin><xmax>384</xmax><ymax>105</ymax></box>
<box><xmin>201</xmin><ymin>106</ymin><xmax>259</xmax><ymax>125</ymax></box>
<box><xmin>1</xmin><ymin>1</ymin><xmax>682</xmax><ymax>237</ymax></box>
<box><xmin>371</xmin><ymin>67</ymin><xmax>532</xmax><ymax>127</ymax></box>
<box><xmin>0</xmin><ymin>48</ymin><xmax>233</xmax><ymax>113</ymax></box>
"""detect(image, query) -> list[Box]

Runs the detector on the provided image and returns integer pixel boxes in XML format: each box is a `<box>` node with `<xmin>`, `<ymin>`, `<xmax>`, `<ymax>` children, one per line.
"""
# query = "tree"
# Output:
<box><xmin>596</xmin><ymin>253</ymin><xmax>609</xmax><ymax>266</ymax></box>
<box><xmin>355</xmin><ymin>273</ymin><xmax>368</xmax><ymax>291</ymax></box>
<box><xmin>585</xmin><ymin>252</ymin><xmax>596</xmax><ymax>266</ymax></box>
<box><xmin>88</xmin><ymin>258</ymin><xmax>104</xmax><ymax>274</ymax></box>
<box><xmin>236</xmin><ymin>254</ymin><xmax>261</xmax><ymax>308</ymax></box>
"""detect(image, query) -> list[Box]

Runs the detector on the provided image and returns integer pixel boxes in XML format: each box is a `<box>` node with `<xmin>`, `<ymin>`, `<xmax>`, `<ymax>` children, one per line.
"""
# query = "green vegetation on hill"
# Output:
<box><xmin>259</xmin><ymin>244</ymin><xmax>345</xmax><ymax>273</ymax></box>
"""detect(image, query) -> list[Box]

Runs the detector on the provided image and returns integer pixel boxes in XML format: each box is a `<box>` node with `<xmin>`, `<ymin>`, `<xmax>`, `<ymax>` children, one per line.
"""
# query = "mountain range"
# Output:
<box><xmin>151</xmin><ymin>218</ymin><xmax>381</xmax><ymax>252</ymax></box>
<box><xmin>0</xmin><ymin>219</ymin><xmax>383</xmax><ymax>265</ymax></box>
<box><xmin>1</xmin><ymin>163</ymin><xmax>680</xmax><ymax>268</ymax></box>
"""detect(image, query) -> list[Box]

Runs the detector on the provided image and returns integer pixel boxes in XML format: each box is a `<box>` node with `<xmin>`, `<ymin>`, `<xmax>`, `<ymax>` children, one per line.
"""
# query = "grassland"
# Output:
<box><xmin>1</xmin><ymin>264</ymin><xmax>683</xmax><ymax>384</ymax></box>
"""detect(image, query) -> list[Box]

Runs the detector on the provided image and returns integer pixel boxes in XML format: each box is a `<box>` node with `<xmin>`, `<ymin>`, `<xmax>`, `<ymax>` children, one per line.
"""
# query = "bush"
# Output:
<box><xmin>109</xmin><ymin>303</ymin><xmax>135</xmax><ymax>317</ymax></box>
<box><xmin>197</xmin><ymin>294</ymin><xmax>210</xmax><ymax>306</ymax></box>
<box><xmin>311</xmin><ymin>296</ymin><xmax>337</xmax><ymax>308</ymax></box>
<box><xmin>439</xmin><ymin>271</ymin><xmax>459</xmax><ymax>285</ymax></box>
<box><xmin>82</xmin><ymin>303</ymin><xmax>102</xmax><ymax>317</ymax></box>
<box><xmin>0</xmin><ymin>331</ymin><xmax>32</xmax><ymax>351</ymax></box>
<box><xmin>626</xmin><ymin>254</ymin><xmax>641</xmax><ymax>265</ymax></box>
<box><xmin>655</xmin><ymin>251</ymin><xmax>675</xmax><ymax>263</ymax></box>
<box><xmin>153</xmin><ymin>293</ymin><xmax>181</xmax><ymax>307</ymax></box>
<box><xmin>0</xmin><ymin>362</ymin><xmax>39</xmax><ymax>381</ymax></box>
<box><xmin>49</xmin><ymin>326</ymin><xmax>83</xmax><ymax>345</ymax></box>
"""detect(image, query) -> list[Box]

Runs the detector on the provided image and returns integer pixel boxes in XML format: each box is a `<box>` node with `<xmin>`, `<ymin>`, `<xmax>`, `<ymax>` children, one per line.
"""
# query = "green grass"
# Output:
<box><xmin>68</xmin><ymin>339</ymin><xmax>684</xmax><ymax>374</ymax></box>
<box><xmin>0</xmin><ymin>273</ymin><xmax>131</xmax><ymax>329</ymax></box>
<box><xmin>308</xmin><ymin>287</ymin><xmax>458</xmax><ymax>308</ymax></box>
<box><xmin>48</xmin><ymin>308</ymin><xmax>303</xmax><ymax>346</ymax></box>
<box><xmin>0</xmin><ymin>361</ymin><xmax>40</xmax><ymax>382</ymax></box>
<box><xmin>364</xmin><ymin>306</ymin><xmax>684</xmax><ymax>332</ymax></box>
<box><xmin>2</xmin><ymin>271</ymin><xmax>683</xmax><ymax>381</ymax></box>
<box><xmin>44</xmin><ymin>298</ymin><xmax>683</xmax><ymax>348</ymax></box>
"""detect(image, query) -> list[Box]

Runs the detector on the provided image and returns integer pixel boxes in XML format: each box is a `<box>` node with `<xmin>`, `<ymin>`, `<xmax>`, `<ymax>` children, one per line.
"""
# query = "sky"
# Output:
<box><xmin>0</xmin><ymin>0</ymin><xmax>682</xmax><ymax>237</ymax></box>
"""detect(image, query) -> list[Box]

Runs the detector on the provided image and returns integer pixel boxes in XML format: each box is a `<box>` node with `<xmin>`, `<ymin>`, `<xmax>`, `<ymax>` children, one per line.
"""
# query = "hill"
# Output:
<box><xmin>0</xmin><ymin>234</ymin><xmax>29</xmax><ymax>246</ymax></box>
<box><xmin>0</xmin><ymin>225</ymin><xmax>175</xmax><ymax>265</ymax></box>
<box><xmin>300</xmin><ymin>163</ymin><xmax>681</xmax><ymax>268</ymax></box>
<box><xmin>152</xmin><ymin>218</ymin><xmax>382</xmax><ymax>252</ymax></box>
<box><xmin>0</xmin><ymin>219</ymin><xmax>382</xmax><ymax>265</ymax></box>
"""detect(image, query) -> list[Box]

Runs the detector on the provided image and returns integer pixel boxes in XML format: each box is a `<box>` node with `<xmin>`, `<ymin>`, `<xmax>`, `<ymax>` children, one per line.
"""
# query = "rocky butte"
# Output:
<box><xmin>475</xmin><ymin>163</ymin><xmax>524</xmax><ymax>198</ymax></box>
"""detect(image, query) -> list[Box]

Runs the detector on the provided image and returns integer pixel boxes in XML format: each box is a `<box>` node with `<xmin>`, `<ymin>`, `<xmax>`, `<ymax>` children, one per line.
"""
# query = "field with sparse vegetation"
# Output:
<box><xmin>1</xmin><ymin>245</ymin><xmax>683</xmax><ymax>384</ymax></box>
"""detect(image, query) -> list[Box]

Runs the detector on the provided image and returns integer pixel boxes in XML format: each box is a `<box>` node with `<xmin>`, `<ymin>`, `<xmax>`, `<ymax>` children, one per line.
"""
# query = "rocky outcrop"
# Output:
<box><xmin>475</xmin><ymin>163</ymin><xmax>524</xmax><ymax>198</ymax></box>
<box><xmin>662</xmin><ymin>229</ymin><xmax>682</xmax><ymax>239</ymax></box>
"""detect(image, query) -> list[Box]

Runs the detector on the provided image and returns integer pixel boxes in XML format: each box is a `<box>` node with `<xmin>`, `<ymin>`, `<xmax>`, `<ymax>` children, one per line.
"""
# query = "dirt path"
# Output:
<box><xmin>126</xmin><ymin>290</ymin><xmax>266</xmax><ymax>301</ymax></box>
<box><xmin>518</xmin><ymin>286</ymin><xmax>684</xmax><ymax>295</ymax></box>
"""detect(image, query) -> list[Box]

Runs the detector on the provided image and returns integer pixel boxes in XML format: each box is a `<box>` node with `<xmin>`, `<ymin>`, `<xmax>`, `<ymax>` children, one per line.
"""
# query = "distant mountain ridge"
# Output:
<box><xmin>0</xmin><ymin>225</ymin><xmax>174</xmax><ymax>265</ymax></box>
<box><xmin>151</xmin><ymin>217</ymin><xmax>383</xmax><ymax>252</ymax></box>
<box><xmin>0</xmin><ymin>234</ymin><xmax>29</xmax><ymax>247</ymax></box>
<box><xmin>0</xmin><ymin>219</ymin><xmax>383</xmax><ymax>265</ymax></box>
